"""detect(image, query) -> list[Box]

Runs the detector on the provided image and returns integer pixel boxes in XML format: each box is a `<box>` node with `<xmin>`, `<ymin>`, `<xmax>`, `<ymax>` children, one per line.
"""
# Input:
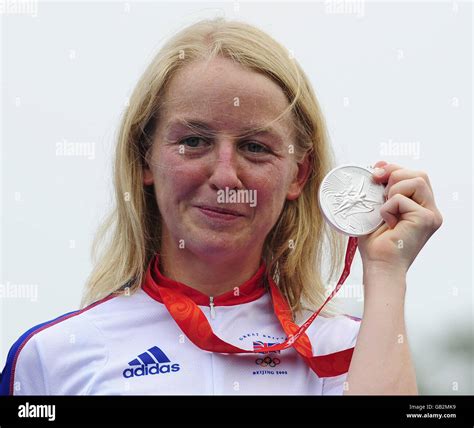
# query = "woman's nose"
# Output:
<box><xmin>208</xmin><ymin>141</ymin><xmax>243</xmax><ymax>191</ymax></box>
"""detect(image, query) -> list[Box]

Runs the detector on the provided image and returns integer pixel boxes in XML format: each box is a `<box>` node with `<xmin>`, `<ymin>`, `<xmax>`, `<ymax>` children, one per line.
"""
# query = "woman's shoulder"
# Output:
<box><xmin>0</xmin><ymin>289</ymin><xmax>150</xmax><ymax>395</ymax></box>
<box><xmin>10</xmin><ymin>293</ymin><xmax>119</xmax><ymax>348</ymax></box>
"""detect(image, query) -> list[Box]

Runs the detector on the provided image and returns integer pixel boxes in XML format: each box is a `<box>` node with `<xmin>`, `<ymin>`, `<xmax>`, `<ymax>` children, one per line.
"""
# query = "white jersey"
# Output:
<box><xmin>1</xmin><ymin>259</ymin><xmax>361</xmax><ymax>395</ymax></box>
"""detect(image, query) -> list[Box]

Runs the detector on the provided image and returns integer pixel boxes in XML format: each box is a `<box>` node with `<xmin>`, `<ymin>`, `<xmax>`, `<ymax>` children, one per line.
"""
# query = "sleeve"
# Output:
<box><xmin>0</xmin><ymin>310</ymin><xmax>79</xmax><ymax>395</ymax></box>
<box><xmin>1</xmin><ymin>306</ymin><xmax>109</xmax><ymax>396</ymax></box>
<box><xmin>0</xmin><ymin>333</ymin><xmax>47</xmax><ymax>395</ymax></box>
<box><xmin>321</xmin><ymin>314</ymin><xmax>361</xmax><ymax>396</ymax></box>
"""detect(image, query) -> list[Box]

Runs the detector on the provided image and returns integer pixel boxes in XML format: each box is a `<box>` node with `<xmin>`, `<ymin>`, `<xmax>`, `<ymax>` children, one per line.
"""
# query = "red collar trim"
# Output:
<box><xmin>142</xmin><ymin>254</ymin><xmax>267</xmax><ymax>306</ymax></box>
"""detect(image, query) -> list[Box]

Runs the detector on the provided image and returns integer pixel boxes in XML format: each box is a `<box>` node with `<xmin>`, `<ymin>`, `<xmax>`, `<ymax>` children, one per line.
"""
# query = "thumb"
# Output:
<box><xmin>373</xmin><ymin>160</ymin><xmax>388</xmax><ymax>169</ymax></box>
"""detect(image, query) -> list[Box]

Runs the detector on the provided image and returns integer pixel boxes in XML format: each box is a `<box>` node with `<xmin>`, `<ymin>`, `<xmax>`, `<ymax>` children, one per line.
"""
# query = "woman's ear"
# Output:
<box><xmin>286</xmin><ymin>151</ymin><xmax>312</xmax><ymax>201</ymax></box>
<box><xmin>143</xmin><ymin>165</ymin><xmax>154</xmax><ymax>185</ymax></box>
<box><xmin>143</xmin><ymin>149</ymin><xmax>154</xmax><ymax>185</ymax></box>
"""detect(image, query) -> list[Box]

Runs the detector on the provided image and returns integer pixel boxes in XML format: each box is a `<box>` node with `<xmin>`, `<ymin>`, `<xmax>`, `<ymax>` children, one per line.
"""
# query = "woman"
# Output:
<box><xmin>0</xmin><ymin>18</ymin><xmax>442</xmax><ymax>395</ymax></box>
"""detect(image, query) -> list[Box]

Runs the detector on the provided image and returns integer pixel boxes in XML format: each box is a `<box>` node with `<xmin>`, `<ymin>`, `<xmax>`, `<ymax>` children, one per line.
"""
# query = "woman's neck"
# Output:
<box><xmin>159</xmin><ymin>240</ymin><xmax>263</xmax><ymax>297</ymax></box>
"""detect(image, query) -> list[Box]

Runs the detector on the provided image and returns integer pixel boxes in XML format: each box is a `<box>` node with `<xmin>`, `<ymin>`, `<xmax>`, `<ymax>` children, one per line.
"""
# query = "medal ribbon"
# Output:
<box><xmin>155</xmin><ymin>236</ymin><xmax>358</xmax><ymax>378</ymax></box>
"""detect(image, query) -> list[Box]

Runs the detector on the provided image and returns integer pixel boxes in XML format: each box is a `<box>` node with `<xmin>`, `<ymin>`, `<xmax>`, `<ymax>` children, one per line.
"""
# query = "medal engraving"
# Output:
<box><xmin>319</xmin><ymin>165</ymin><xmax>386</xmax><ymax>236</ymax></box>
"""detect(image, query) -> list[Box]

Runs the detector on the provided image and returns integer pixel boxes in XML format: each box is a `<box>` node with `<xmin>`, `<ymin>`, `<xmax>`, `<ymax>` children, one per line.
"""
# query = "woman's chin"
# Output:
<box><xmin>186</xmin><ymin>233</ymin><xmax>251</xmax><ymax>258</ymax></box>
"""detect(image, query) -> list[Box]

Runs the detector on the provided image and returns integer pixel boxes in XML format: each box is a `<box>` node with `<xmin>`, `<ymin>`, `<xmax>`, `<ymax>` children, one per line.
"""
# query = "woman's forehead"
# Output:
<box><xmin>158</xmin><ymin>57</ymin><xmax>294</xmax><ymax>136</ymax></box>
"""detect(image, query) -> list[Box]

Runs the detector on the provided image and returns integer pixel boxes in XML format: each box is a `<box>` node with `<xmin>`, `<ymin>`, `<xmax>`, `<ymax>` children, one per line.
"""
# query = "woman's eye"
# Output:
<box><xmin>179</xmin><ymin>136</ymin><xmax>207</xmax><ymax>148</ymax></box>
<box><xmin>243</xmin><ymin>141</ymin><xmax>270</xmax><ymax>154</ymax></box>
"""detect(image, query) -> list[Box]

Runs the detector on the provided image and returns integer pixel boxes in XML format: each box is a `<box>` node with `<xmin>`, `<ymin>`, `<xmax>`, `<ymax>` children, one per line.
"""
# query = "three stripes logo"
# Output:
<box><xmin>122</xmin><ymin>346</ymin><xmax>180</xmax><ymax>378</ymax></box>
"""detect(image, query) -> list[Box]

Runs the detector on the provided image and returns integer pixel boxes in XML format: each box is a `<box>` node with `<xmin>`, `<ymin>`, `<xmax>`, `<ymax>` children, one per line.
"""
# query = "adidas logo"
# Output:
<box><xmin>122</xmin><ymin>346</ymin><xmax>180</xmax><ymax>378</ymax></box>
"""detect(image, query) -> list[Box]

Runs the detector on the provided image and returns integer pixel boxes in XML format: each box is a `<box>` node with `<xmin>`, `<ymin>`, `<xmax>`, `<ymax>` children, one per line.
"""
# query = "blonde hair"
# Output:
<box><xmin>81</xmin><ymin>17</ymin><xmax>345</xmax><ymax>318</ymax></box>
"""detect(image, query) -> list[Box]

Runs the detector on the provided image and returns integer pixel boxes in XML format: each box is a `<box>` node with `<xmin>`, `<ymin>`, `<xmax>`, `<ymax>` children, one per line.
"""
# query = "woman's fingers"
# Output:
<box><xmin>385</xmin><ymin>177</ymin><xmax>437</xmax><ymax>213</ymax></box>
<box><xmin>370</xmin><ymin>161</ymin><xmax>443</xmax><ymax>231</ymax></box>
<box><xmin>372</xmin><ymin>162</ymin><xmax>433</xmax><ymax>193</ymax></box>
<box><xmin>381</xmin><ymin>193</ymin><xmax>443</xmax><ymax>232</ymax></box>
<box><xmin>380</xmin><ymin>193</ymin><xmax>419</xmax><ymax>228</ymax></box>
<box><xmin>373</xmin><ymin>160</ymin><xmax>388</xmax><ymax>169</ymax></box>
<box><xmin>372</xmin><ymin>162</ymin><xmax>404</xmax><ymax>184</ymax></box>
<box><xmin>386</xmin><ymin>168</ymin><xmax>433</xmax><ymax>193</ymax></box>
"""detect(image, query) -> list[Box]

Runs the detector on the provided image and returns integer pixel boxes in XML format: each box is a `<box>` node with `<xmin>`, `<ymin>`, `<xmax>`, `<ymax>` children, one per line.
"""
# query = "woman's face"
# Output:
<box><xmin>144</xmin><ymin>56</ymin><xmax>310</xmax><ymax>259</ymax></box>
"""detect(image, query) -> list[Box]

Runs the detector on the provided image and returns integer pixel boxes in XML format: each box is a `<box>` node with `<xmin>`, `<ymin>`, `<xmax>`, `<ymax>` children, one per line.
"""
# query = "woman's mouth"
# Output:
<box><xmin>194</xmin><ymin>205</ymin><xmax>245</xmax><ymax>221</ymax></box>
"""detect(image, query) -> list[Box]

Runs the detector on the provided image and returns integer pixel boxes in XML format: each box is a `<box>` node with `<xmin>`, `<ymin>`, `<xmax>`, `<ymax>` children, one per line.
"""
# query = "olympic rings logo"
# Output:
<box><xmin>255</xmin><ymin>356</ymin><xmax>281</xmax><ymax>367</ymax></box>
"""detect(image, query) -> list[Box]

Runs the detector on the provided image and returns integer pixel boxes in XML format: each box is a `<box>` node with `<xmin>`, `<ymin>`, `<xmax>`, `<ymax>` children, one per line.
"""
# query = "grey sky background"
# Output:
<box><xmin>1</xmin><ymin>0</ymin><xmax>472</xmax><ymax>394</ymax></box>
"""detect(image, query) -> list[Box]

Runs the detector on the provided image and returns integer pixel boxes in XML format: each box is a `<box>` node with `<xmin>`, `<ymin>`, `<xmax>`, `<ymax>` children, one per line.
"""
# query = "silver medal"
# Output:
<box><xmin>318</xmin><ymin>165</ymin><xmax>386</xmax><ymax>237</ymax></box>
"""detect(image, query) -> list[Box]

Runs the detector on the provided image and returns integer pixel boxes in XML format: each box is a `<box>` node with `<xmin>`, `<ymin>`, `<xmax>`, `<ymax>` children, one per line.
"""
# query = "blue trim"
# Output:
<box><xmin>0</xmin><ymin>310</ymin><xmax>78</xmax><ymax>395</ymax></box>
